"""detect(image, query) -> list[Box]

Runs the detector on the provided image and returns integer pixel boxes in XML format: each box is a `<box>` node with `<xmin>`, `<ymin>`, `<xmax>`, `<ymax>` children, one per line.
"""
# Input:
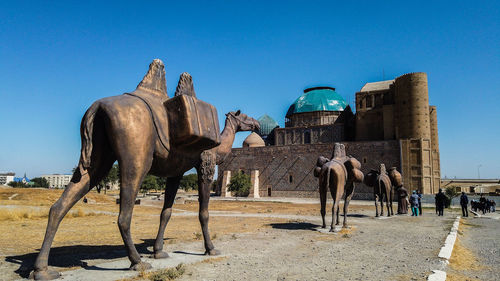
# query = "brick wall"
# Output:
<box><xmin>217</xmin><ymin>140</ymin><xmax>401</xmax><ymax>199</ymax></box>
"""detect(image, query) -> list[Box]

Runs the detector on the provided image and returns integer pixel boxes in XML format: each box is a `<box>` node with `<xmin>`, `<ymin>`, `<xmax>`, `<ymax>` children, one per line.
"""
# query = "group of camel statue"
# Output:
<box><xmin>314</xmin><ymin>145</ymin><xmax>405</xmax><ymax>230</ymax></box>
<box><xmin>32</xmin><ymin>59</ymin><xmax>407</xmax><ymax>280</ymax></box>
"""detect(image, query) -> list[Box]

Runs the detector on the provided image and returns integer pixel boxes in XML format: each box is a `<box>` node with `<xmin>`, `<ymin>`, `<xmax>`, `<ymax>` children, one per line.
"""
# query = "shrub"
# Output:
<box><xmin>179</xmin><ymin>173</ymin><xmax>198</xmax><ymax>190</ymax></box>
<box><xmin>228</xmin><ymin>171</ymin><xmax>251</xmax><ymax>197</ymax></box>
<box><xmin>149</xmin><ymin>263</ymin><xmax>186</xmax><ymax>281</ymax></box>
<box><xmin>31</xmin><ymin>177</ymin><xmax>49</xmax><ymax>188</ymax></box>
<box><xmin>444</xmin><ymin>186</ymin><xmax>460</xmax><ymax>208</ymax></box>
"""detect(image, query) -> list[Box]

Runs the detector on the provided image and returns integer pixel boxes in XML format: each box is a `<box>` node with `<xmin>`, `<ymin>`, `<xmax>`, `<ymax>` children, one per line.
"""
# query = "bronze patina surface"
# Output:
<box><xmin>388</xmin><ymin>167</ymin><xmax>408</xmax><ymax>215</ymax></box>
<box><xmin>364</xmin><ymin>164</ymin><xmax>395</xmax><ymax>217</ymax></box>
<box><xmin>313</xmin><ymin>143</ymin><xmax>363</xmax><ymax>232</ymax></box>
<box><xmin>32</xmin><ymin>59</ymin><xmax>260</xmax><ymax>280</ymax></box>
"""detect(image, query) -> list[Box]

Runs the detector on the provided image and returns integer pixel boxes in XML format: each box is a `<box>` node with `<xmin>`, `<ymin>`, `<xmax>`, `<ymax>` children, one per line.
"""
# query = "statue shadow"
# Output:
<box><xmin>268</xmin><ymin>222</ymin><xmax>320</xmax><ymax>230</ymax></box>
<box><xmin>345</xmin><ymin>213</ymin><xmax>369</xmax><ymax>218</ymax></box>
<box><xmin>172</xmin><ymin>250</ymin><xmax>205</xmax><ymax>256</ymax></box>
<box><xmin>4</xmin><ymin>238</ymin><xmax>162</xmax><ymax>279</ymax></box>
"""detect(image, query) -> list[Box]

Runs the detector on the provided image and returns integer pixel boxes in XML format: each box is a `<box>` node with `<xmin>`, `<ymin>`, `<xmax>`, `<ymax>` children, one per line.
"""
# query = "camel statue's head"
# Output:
<box><xmin>226</xmin><ymin>110</ymin><xmax>260</xmax><ymax>133</ymax></box>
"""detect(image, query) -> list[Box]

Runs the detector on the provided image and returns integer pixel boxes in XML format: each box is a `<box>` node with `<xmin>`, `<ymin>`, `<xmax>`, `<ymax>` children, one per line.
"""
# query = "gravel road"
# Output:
<box><xmin>177</xmin><ymin>209</ymin><xmax>456</xmax><ymax>281</ymax></box>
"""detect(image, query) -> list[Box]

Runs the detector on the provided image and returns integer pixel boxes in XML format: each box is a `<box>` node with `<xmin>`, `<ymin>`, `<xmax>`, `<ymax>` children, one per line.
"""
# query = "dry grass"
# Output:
<box><xmin>446</xmin><ymin>272</ymin><xmax>481</xmax><ymax>281</ymax></box>
<box><xmin>448</xmin><ymin>220</ymin><xmax>485</xmax><ymax>272</ymax></box>
<box><xmin>446</xmin><ymin>219</ymin><xmax>487</xmax><ymax>281</ymax></box>
<box><xmin>0</xmin><ymin>187</ymin><xmax>114</xmax><ymax>206</ymax></box>
<box><xmin>0</xmin><ymin>206</ymin><xmax>285</xmax><ymax>256</ymax></box>
<box><xmin>314</xmin><ymin>226</ymin><xmax>356</xmax><ymax>241</ymax></box>
<box><xmin>0</xmin><ymin>206</ymin><xmax>102</xmax><ymax>221</ymax></box>
<box><xmin>175</xmin><ymin>200</ymin><xmax>373</xmax><ymax>216</ymax></box>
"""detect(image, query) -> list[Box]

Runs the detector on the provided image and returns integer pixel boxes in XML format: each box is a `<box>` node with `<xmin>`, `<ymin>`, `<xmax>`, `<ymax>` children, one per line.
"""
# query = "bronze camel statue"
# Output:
<box><xmin>33</xmin><ymin>59</ymin><xmax>260</xmax><ymax>280</ymax></box>
<box><xmin>364</xmin><ymin>164</ymin><xmax>394</xmax><ymax>217</ymax></box>
<box><xmin>313</xmin><ymin>143</ymin><xmax>363</xmax><ymax>231</ymax></box>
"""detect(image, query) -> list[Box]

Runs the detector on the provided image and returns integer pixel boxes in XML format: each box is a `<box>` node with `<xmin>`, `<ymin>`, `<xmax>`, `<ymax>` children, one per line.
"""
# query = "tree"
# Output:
<box><xmin>141</xmin><ymin>174</ymin><xmax>159</xmax><ymax>194</ymax></box>
<box><xmin>31</xmin><ymin>177</ymin><xmax>49</xmax><ymax>188</ymax></box>
<box><xmin>156</xmin><ymin>176</ymin><xmax>167</xmax><ymax>190</ymax></box>
<box><xmin>8</xmin><ymin>181</ymin><xmax>27</xmax><ymax>188</ymax></box>
<box><xmin>444</xmin><ymin>186</ymin><xmax>460</xmax><ymax>208</ymax></box>
<box><xmin>228</xmin><ymin>171</ymin><xmax>251</xmax><ymax>197</ymax></box>
<box><xmin>180</xmin><ymin>173</ymin><xmax>198</xmax><ymax>191</ymax></box>
<box><xmin>97</xmin><ymin>164</ymin><xmax>119</xmax><ymax>193</ymax></box>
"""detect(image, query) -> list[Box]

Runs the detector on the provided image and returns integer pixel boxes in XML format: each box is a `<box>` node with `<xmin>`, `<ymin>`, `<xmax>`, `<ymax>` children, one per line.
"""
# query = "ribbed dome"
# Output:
<box><xmin>243</xmin><ymin>132</ymin><xmax>265</xmax><ymax>148</ymax></box>
<box><xmin>257</xmin><ymin>114</ymin><xmax>279</xmax><ymax>136</ymax></box>
<box><xmin>286</xmin><ymin>86</ymin><xmax>348</xmax><ymax>117</ymax></box>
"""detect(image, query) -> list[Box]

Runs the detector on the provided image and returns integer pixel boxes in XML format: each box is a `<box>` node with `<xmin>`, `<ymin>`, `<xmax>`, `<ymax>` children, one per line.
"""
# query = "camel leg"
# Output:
<box><xmin>389</xmin><ymin>189</ymin><xmax>394</xmax><ymax>216</ymax></box>
<box><xmin>374</xmin><ymin>194</ymin><xmax>380</xmax><ymax>217</ymax></box>
<box><xmin>33</xmin><ymin>145</ymin><xmax>115</xmax><ymax>280</ymax></box>
<box><xmin>336</xmin><ymin>204</ymin><xmax>340</xmax><ymax>225</ymax></box>
<box><xmin>386</xmin><ymin>191</ymin><xmax>391</xmax><ymax>217</ymax></box>
<box><xmin>319</xmin><ymin>180</ymin><xmax>327</xmax><ymax>228</ymax></box>
<box><xmin>330</xmin><ymin>198</ymin><xmax>340</xmax><ymax>232</ymax></box>
<box><xmin>117</xmin><ymin>162</ymin><xmax>151</xmax><ymax>270</ymax></box>
<box><xmin>343</xmin><ymin>182</ymin><xmax>355</xmax><ymax>228</ymax></box>
<box><xmin>380</xmin><ymin>193</ymin><xmax>385</xmax><ymax>216</ymax></box>
<box><xmin>196</xmin><ymin>154</ymin><xmax>219</xmax><ymax>256</ymax></box>
<box><xmin>153</xmin><ymin>176</ymin><xmax>181</xmax><ymax>259</ymax></box>
<box><xmin>32</xmin><ymin>172</ymin><xmax>91</xmax><ymax>280</ymax></box>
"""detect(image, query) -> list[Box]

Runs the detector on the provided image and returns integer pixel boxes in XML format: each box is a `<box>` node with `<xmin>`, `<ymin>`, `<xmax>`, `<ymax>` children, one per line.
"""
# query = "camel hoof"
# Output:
<box><xmin>153</xmin><ymin>251</ymin><xmax>170</xmax><ymax>259</ymax></box>
<box><xmin>130</xmin><ymin>261</ymin><xmax>152</xmax><ymax>271</ymax></box>
<box><xmin>205</xmin><ymin>249</ymin><xmax>221</xmax><ymax>256</ymax></box>
<box><xmin>321</xmin><ymin>224</ymin><xmax>326</xmax><ymax>229</ymax></box>
<box><xmin>342</xmin><ymin>225</ymin><xmax>351</xmax><ymax>229</ymax></box>
<box><xmin>329</xmin><ymin>227</ymin><xmax>338</xmax><ymax>233</ymax></box>
<box><xmin>31</xmin><ymin>269</ymin><xmax>61</xmax><ymax>280</ymax></box>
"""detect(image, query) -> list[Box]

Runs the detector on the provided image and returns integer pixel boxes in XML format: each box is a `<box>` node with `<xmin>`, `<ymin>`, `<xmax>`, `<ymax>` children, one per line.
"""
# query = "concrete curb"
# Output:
<box><xmin>427</xmin><ymin>216</ymin><xmax>461</xmax><ymax>281</ymax></box>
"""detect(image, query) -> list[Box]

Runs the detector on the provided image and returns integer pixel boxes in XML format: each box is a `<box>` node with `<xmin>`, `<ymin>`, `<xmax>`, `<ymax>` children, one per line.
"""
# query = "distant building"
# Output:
<box><xmin>218</xmin><ymin>72</ymin><xmax>440</xmax><ymax>199</ymax></box>
<box><xmin>0</xmin><ymin>172</ymin><xmax>15</xmax><ymax>185</ymax></box>
<box><xmin>42</xmin><ymin>174</ymin><xmax>72</xmax><ymax>189</ymax></box>
<box><xmin>13</xmin><ymin>173</ymin><xmax>30</xmax><ymax>185</ymax></box>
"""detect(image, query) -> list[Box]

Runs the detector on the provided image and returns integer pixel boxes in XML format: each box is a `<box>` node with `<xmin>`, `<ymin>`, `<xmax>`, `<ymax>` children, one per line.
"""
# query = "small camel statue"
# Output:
<box><xmin>364</xmin><ymin>164</ymin><xmax>394</xmax><ymax>217</ymax></box>
<box><xmin>313</xmin><ymin>143</ymin><xmax>364</xmax><ymax>231</ymax></box>
<box><xmin>32</xmin><ymin>59</ymin><xmax>260</xmax><ymax>280</ymax></box>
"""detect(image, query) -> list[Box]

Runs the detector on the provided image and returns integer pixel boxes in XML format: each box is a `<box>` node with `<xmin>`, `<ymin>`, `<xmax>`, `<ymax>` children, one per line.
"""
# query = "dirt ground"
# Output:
<box><xmin>0</xmin><ymin>187</ymin><xmax>494</xmax><ymax>281</ymax></box>
<box><xmin>447</xmin><ymin>217</ymin><xmax>500</xmax><ymax>281</ymax></box>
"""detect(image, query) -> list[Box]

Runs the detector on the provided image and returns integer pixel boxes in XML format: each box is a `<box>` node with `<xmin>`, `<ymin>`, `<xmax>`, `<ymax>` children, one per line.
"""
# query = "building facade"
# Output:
<box><xmin>218</xmin><ymin>72</ymin><xmax>440</xmax><ymax>199</ymax></box>
<box><xmin>42</xmin><ymin>174</ymin><xmax>72</xmax><ymax>189</ymax></box>
<box><xmin>0</xmin><ymin>172</ymin><xmax>15</xmax><ymax>186</ymax></box>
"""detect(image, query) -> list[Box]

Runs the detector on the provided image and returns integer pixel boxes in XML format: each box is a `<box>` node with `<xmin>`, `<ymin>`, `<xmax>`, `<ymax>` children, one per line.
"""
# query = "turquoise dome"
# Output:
<box><xmin>257</xmin><ymin>114</ymin><xmax>279</xmax><ymax>136</ymax></box>
<box><xmin>286</xmin><ymin>87</ymin><xmax>347</xmax><ymax>117</ymax></box>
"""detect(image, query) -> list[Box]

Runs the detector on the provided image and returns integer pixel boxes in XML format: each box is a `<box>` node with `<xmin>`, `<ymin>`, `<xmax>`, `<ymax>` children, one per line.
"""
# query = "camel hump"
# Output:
<box><xmin>332</xmin><ymin>143</ymin><xmax>346</xmax><ymax>159</ymax></box>
<box><xmin>380</xmin><ymin>163</ymin><xmax>387</xmax><ymax>174</ymax></box>
<box><xmin>136</xmin><ymin>59</ymin><xmax>167</xmax><ymax>96</ymax></box>
<box><xmin>175</xmin><ymin>72</ymin><xmax>196</xmax><ymax>97</ymax></box>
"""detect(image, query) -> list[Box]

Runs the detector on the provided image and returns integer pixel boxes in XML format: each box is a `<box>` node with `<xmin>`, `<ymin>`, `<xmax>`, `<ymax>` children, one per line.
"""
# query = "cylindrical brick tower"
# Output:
<box><xmin>394</xmin><ymin>72</ymin><xmax>431</xmax><ymax>139</ymax></box>
<box><xmin>429</xmin><ymin>105</ymin><xmax>439</xmax><ymax>151</ymax></box>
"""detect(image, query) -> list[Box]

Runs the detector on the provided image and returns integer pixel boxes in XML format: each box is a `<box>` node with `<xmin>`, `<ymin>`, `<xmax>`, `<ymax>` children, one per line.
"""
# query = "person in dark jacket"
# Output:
<box><xmin>460</xmin><ymin>192</ymin><xmax>469</xmax><ymax>217</ymax></box>
<box><xmin>410</xmin><ymin>191</ymin><xmax>420</xmax><ymax>216</ymax></box>
<box><xmin>417</xmin><ymin>190</ymin><xmax>423</xmax><ymax>216</ymax></box>
<box><xmin>435</xmin><ymin>189</ymin><xmax>447</xmax><ymax>216</ymax></box>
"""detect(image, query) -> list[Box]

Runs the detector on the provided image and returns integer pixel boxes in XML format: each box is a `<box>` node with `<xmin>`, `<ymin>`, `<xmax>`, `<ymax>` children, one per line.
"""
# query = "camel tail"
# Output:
<box><xmin>79</xmin><ymin>102</ymin><xmax>101</xmax><ymax>170</ymax></box>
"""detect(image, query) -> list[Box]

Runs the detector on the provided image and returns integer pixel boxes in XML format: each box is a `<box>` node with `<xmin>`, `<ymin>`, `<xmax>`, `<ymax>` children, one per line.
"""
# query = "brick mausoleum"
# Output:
<box><xmin>217</xmin><ymin>72</ymin><xmax>440</xmax><ymax>199</ymax></box>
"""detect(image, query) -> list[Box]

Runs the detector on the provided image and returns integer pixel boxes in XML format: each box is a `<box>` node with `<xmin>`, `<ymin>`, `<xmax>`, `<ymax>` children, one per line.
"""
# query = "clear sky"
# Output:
<box><xmin>0</xmin><ymin>1</ymin><xmax>498</xmax><ymax>179</ymax></box>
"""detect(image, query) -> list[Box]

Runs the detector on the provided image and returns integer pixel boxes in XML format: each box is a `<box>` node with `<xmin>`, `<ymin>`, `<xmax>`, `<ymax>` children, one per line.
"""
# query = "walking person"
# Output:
<box><xmin>410</xmin><ymin>191</ymin><xmax>420</xmax><ymax>216</ymax></box>
<box><xmin>417</xmin><ymin>190</ymin><xmax>423</xmax><ymax>216</ymax></box>
<box><xmin>435</xmin><ymin>188</ymin><xmax>446</xmax><ymax>216</ymax></box>
<box><xmin>460</xmin><ymin>192</ymin><xmax>469</xmax><ymax>217</ymax></box>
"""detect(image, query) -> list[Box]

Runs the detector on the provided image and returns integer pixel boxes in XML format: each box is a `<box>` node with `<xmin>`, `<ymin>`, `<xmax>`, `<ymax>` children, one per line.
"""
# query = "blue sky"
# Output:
<box><xmin>0</xmin><ymin>1</ymin><xmax>498</xmax><ymax>179</ymax></box>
